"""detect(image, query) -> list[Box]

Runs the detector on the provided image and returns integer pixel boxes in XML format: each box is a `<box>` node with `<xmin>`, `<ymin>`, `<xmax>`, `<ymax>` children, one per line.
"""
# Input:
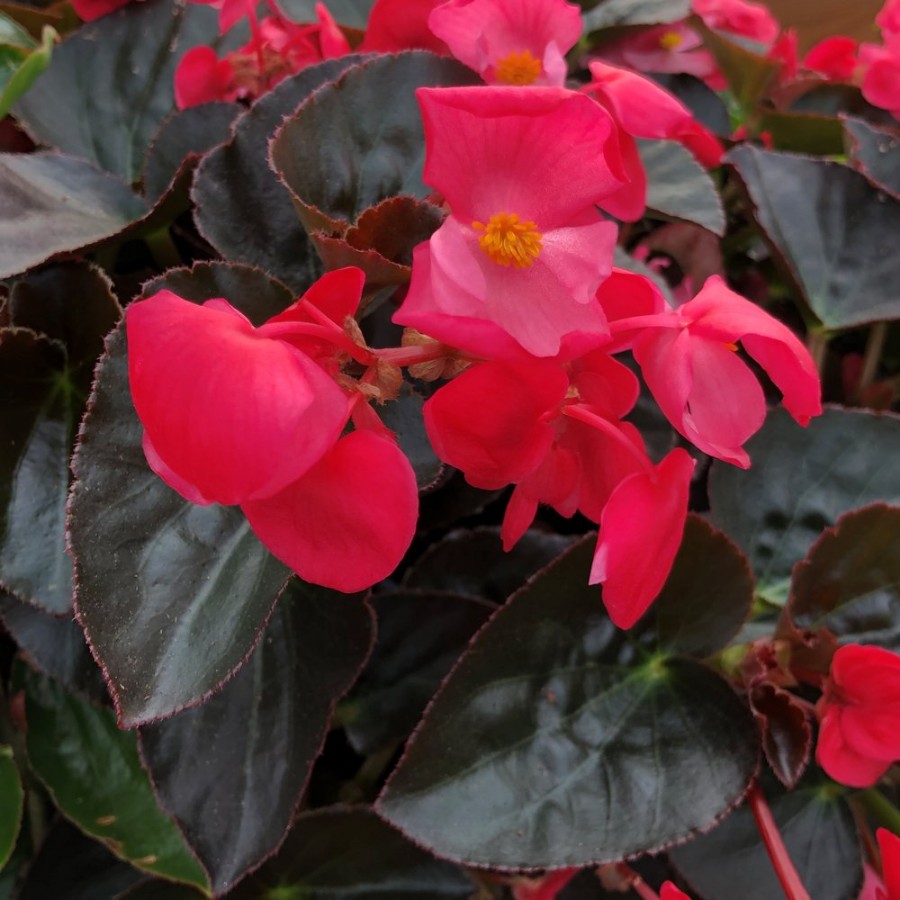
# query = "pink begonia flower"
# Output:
<box><xmin>768</xmin><ymin>28</ymin><xmax>799</xmax><ymax>82</ymax></box>
<box><xmin>362</xmin><ymin>0</ymin><xmax>450</xmax><ymax>53</ymax></box>
<box><xmin>597</xmin><ymin>22</ymin><xmax>720</xmax><ymax>87</ymax></box>
<box><xmin>692</xmin><ymin>0</ymin><xmax>779</xmax><ymax>47</ymax></box>
<box><xmin>619</xmin><ymin>275</ymin><xmax>821</xmax><ymax>468</ymax></box>
<box><xmin>877</xmin><ymin>829</ymin><xmax>900</xmax><ymax>900</ymax></box>
<box><xmin>394</xmin><ymin>86</ymin><xmax>627</xmax><ymax>358</ymax></box>
<box><xmin>861</xmin><ymin>863</ymin><xmax>888</xmax><ymax>900</ymax></box>
<box><xmin>878</xmin><ymin>0</ymin><xmax>900</xmax><ymax>44</ymax></box>
<box><xmin>186</xmin><ymin>0</ymin><xmax>254</xmax><ymax>34</ymax></box>
<box><xmin>71</xmin><ymin>0</ymin><xmax>131</xmax><ymax>21</ymax></box>
<box><xmin>803</xmin><ymin>36</ymin><xmax>860</xmax><ymax>81</ymax></box>
<box><xmin>860</xmin><ymin>42</ymin><xmax>900</xmax><ymax>119</ymax></box>
<box><xmin>428</xmin><ymin>0</ymin><xmax>583</xmax><ymax>86</ymax></box>
<box><xmin>127</xmin><ymin>269</ymin><xmax>418</xmax><ymax>592</ymax></box>
<box><xmin>512</xmin><ymin>869</ymin><xmax>579</xmax><ymax>900</ymax></box>
<box><xmin>423</xmin><ymin>356</ymin><xmax>694</xmax><ymax>628</ymax></box>
<box><xmin>661</xmin><ymin>883</ymin><xmax>691</xmax><ymax>900</ymax></box>
<box><xmin>815</xmin><ymin>644</ymin><xmax>900</xmax><ymax>787</ymax></box>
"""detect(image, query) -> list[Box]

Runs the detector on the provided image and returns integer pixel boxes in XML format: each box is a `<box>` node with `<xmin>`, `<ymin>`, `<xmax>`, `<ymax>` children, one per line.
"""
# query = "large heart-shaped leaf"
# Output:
<box><xmin>139</xmin><ymin>584</ymin><xmax>374</xmax><ymax>895</ymax></box>
<box><xmin>229</xmin><ymin>808</ymin><xmax>475</xmax><ymax>899</ymax></box>
<box><xmin>639</xmin><ymin>139</ymin><xmax>725</xmax><ymax>236</ymax></box>
<box><xmin>843</xmin><ymin>115</ymin><xmax>900</xmax><ymax>200</ymax></box>
<box><xmin>15</xmin><ymin>664</ymin><xmax>208</xmax><ymax>891</ymax></box>
<box><xmin>68</xmin><ymin>265</ymin><xmax>297</xmax><ymax>726</ymax></box>
<box><xmin>728</xmin><ymin>144</ymin><xmax>900</xmax><ymax>329</ymax></box>
<box><xmin>192</xmin><ymin>57</ymin><xmax>365</xmax><ymax>291</ymax></box>
<box><xmin>786</xmin><ymin>504</ymin><xmax>900</xmax><ymax>650</ymax></box>
<box><xmin>0</xmin><ymin>152</ymin><xmax>148</xmax><ymax>279</ymax></box>
<box><xmin>377</xmin><ymin>537</ymin><xmax>758</xmax><ymax>867</ymax></box>
<box><xmin>670</xmin><ymin>778</ymin><xmax>861</xmax><ymax>900</ymax></box>
<box><xmin>709</xmin><ymin>407</ymin><xmax>900</xmax><ymax>602</ymax></box>
<box><xmin>0</xmin><ymin>263</ymin><xmax>119</xmax><ymax>614</ymax></box>
<box><xmin>14</xmin><ymin>0</ymin><xmax>225</xmax><ymax>182</ymax></box>
<box><xmin>270</xmin><ymin>52</ymin><xmax>478</xmax><ymax>235</ymax></box>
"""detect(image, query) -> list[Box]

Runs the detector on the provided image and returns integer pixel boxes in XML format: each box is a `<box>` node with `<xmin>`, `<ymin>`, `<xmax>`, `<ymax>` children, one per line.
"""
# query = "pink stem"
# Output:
<box><xmin>561</xmin><ymin>403</ymin><xmax>652</xmax><ymax>474</ymax></box>
<box><xmin>748</xmin><ymin>784</ymin><xmax>811</xmax><ymax>900</ymax></box>
<box><xmin>614</xmin><ymin>864</ymin><xmax>660</xmax><ymax>900</ymax></box>
<box><xmin>608</xmin><ymin>313</ymin><xmax>682</xmax><ymax>334</ymax></box>
<box><xmin>259</xmin><ymin>321</ymin><xmax>373</xmax><ymax>365</ymax></box>
<box><xmin>374</xmin><ymin>343</ymin><xmax>453</xmax><ymax>367</ymax></box>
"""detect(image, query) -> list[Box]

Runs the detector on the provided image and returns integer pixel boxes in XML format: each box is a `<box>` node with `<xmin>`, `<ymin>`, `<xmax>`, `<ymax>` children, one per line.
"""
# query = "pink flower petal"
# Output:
<box><xmin>242</xmin><ymin>430</ymin><xmax>418</xmax><ymax>592</ymax></box>
<box><xmin>661</xmin><ymin>883</ymin><xmax>691</xmax><ymax>900</ymax></box>
<box><xmin>361</xmin><ymin>0</ymin><xmax>450</xmax><ymax>53</ymax></box>
<box><xmin>174</xmin><ymin>46</ymin><xmax>235</xmax><ymax>109</ymax></box>
<box><xmin>878</xmin><ymin>829</ymin><xmax>900</xmax><ymax>900</ymax></box>
<box><xmin>127</xmin><ymin>290</ymin><xmax>350</xmax><ymax>505</ymax></box>
<box><xmin>590</xmin><ymin>448</ymin><xmax>694</xmax><ymax>629</ymax></box>
<box><xmin>816</xmin><ymin>706</ymin><xmax>892</xmax><ymax>788</ymax></box>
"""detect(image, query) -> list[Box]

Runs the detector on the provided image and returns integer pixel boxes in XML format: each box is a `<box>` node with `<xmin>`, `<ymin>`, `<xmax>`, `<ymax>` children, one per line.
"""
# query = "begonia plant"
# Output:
<box><xmin>1</xmin><ymin>0</ymin><xmax>900</xmax><ymax>897</ymax></box>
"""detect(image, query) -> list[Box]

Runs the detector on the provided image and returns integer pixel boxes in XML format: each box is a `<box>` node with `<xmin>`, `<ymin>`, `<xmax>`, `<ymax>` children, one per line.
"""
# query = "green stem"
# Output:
<box><xmin>144</xmin><ymin>226</ymin><xmax>182</xmax><ymax>271</ymax></box>
<box><xmin>859</xmin><ymin>788</ymin><xmax>900</xmax><ymax>834</ymax></box>
<box><xmin>857</xmin><ymin>322</ymin><xmax>887</xmax><ymax>403</ymax></box>
<box><xmin>806</xmin><ymin>332</ymin><xmax>828</xmax><ymax>380</ymax></box>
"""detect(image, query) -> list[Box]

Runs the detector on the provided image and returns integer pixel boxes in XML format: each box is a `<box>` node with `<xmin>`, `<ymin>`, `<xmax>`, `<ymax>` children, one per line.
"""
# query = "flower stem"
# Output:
<box><xmin>608</xmin><ymin>312</ymin><xmax>681</xmax><ymax>334</ymax></box>
<box><xmin>859</xmin><ymin>788</ymin><xmax>900</xmax><ymax>834</ymax></box>
<box><xmin>857</xmin><ymin>322</ymin><xmax>887</xmax><ymax>403</ymax></box>
<box><xmin>259</xmin><ymin>321</ymin><xmax>373</xmax><ymax>364</ymax></box>
<box><xmin>748</xmin><ymin>783</ymin><xmax>811</xmax><ymax>900</ymax></box>
<box><xmin>374</xmin><ymin>343</ymin><xmax>452</xmax><ymax>367</ymax></box>
<box><xmin>561</xmin><ymin>403</ymin><xmax>652</xmax><ymax>474</ymax></box>
<box><xmin>614</xmin><ymin>864</ymin><xmax>660</xmax><ymax>900</ymax></box>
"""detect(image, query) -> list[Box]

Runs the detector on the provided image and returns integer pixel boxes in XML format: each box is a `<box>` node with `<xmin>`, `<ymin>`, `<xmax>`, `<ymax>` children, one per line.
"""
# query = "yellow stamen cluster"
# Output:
<box><xmin>658</xmin><ymin>30</ymin><xmax>684</xmax><ymax>50</ymax></box>
<box><xmin>472</xmin><ymin>212</ymin><xmax>543</xmax><ymax>268</ymax></box>
<box><xmin>495</xmin><ymin>49</ymin><xmax>542</xmax><ymax>85</ymax></box>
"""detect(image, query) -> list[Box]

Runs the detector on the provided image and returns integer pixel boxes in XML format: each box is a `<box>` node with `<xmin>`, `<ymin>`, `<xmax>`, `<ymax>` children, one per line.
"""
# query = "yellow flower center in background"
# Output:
<box><xmin>472</xmin><ymin>213</ymin><xmax>543</xmax><ymax>268</ymax></box>
<box><xmin>495</xmin><ymin>50</ymin><xmax>542</xmax><ymax>85</ymax></box>
<box><xmin>659</xmin><ymin>30</ymin><xmax>684</xmax><ymax>50</ymax></box>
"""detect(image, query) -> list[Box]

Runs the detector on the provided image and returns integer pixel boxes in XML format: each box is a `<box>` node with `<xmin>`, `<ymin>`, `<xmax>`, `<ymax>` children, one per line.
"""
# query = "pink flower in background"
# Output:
<box><xmin>816</xmin><ymin>644</ymin><xmax>900</xmax><ymax>787</ymax></box>
<box><xmin>860</xmin><ymin>42</ymin><xmax>900</xmax><ymax>119</ymax></box>
<box><xmin>619</xmin><ymin>275</ymin><xmax>821</xmax><ymax>467</ymax></box>
<box><xmin>428</xmin><ymin>0</ymin><xmax>583</xmax><ymax>86</ymax></box>
<box><xmin>71</xmin><ymin>0</ymin><xmax>131</xmax><ymax>21</ymax></box>
<box><xmin>394</xmin><ymin>86</ymin><xmax>627</xmax><ymax>358</ymax></box>
<box><xmin>803</xmin><ymin>36</ymin><xmax>859</xmax><ymax>81</ymax></box>
<box><xmin>127</xmin><ymin>268</ymin><xmax>418</xmax><ymax>591</ymax></box>
<box><xmin>878</xmin><ymin>0</ymin><xmax>900</xmax><ymax>44</ymax></box>
<box><xmin>692</xmin><ymin>0</ymin><xmax>779</xmax><ymax>46</ymax></box>
<box><xmin>877</xmin><ymin>829</ymin><xmax>900</xmax><ymax>900</ymax></box>
<box><xmin>361</xmin><ymin>0</ymin><xmax>450</xmax><ymax>53</ymax></box>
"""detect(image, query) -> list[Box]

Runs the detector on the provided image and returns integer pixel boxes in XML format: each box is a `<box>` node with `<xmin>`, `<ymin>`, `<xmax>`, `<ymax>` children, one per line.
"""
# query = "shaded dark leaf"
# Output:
<box><xmin>14</xmin><ymin>0</ymin><xmax>225</xmax><ymax>182</ymax></box>
<box><xmin>750</xmin><ymin>683</ymin><xmax>811</xmax><ymax>788</ymax></box>
<box><xmin>670</xmin><ymin>778</ymin><xmax>861</xmax><ymax>900</ymax></box>
<box><xmin>403</xmin><ymin>526</ymin><xmax>577</xmax><ymax>602</ymax></box>
<box><xmin>728</xmin><ymin>144</ymin><xmax>900</xmax><ymax>329</ymax></box>
<box><xmin>583</xmin><ymin>0</ymin><xmax>689</xmax><ymax>31</ymax></box>
<box><xmin>650</xmin><ymin>73</ymin><xmax>730</xmax><ymax>135</ymax></box>
<box><xmin>17</xmin><ymin>820</ymin><xmax>143</xmax><ymax>900</ymax></box>
<box><xmin>638</xmin><ymin>139</ymin><xmax>725</xmax><ymax>236</ymax></box>
<box><xmin>786</xmin><ymin>504</ymin><xmax>900</xmax><ymax>651</ymax></box>
<box><xmin>757</xmin><ymin>109</ymin><xmax>845</xmax><ymax>155</ymax></box>
<box><xmin>342</xmin><ymin>590</ymin><xmax>491</xmax><ymax>755</ymax></box>
<box><xmin>345</xmin><ymin>196</ymin><xmax>444</xmax><ymax>265</ymax></box>
<box><xmin>230</xmin><ymin>807</ymin><xmax>475</xmax><ymax>899</ymax></box>
<box><xmin>377</xmin><ymin>537</ymin><xmax>758</xmax><ymax>867</ymax></box>
<box><xmin>270</xmin><ymin>52</ymin><xmax>477</xmax><ymax>234</ymax></box>
<box><xmin>844</xmin><ymin>115</ymin><xmax>900</xmax><ymax>200</ymax></box>
<box><xmin>68</xmin><ymin>265</ymin><xmax>297</xmax><ymax>726</ymax></box>
<box><xmin>709</xmin><ymin>407</ymin><xmax>900</xmax><ymax>601</ymax></box>
<box><xmin>192</xmin><ymin>56</ymin><xmax>365</xmax><ymax>291</ymax></box>
<box><xmin>379</xmin><ymin>385</ymin><xmax>443</xmax><ymax>491</ymax></box>
<box><xmin>311</xmin><ymin>235</ymin><xmax>411</xmax><ymax>293</ymax></box>
<box><xmin>142</xmin><ymin>102</ymin><xmax>241</xmax><ymax>204</ymax></box>
<box><xmin>0</xmin><ymin>153</ymin><xmax>147</xmax><ymax>279</ymax></box>
<box><xmin>0</xmin><ymin>591</ymin><xmax>106</xmax><ymax>701</ymax></box>
<box><xmin>0</xmin><ymin>745</ymin><xmax>21</xmax><ymax>870</ymax></box>
<box><xmin>116</xmin><ymin>881</ymin><xmax>204</xmax><ymax>900</ymax></box>
<box><xmin>139</xmin><ymin>585</ymin><xmax>374</xmax><ymax>895</ymax></box>
<box><xmin>273</xmin><ymin>0</ymin><xmax>374</xmax><ymax>26</ymax></box>
<box><xmin>417</xmin><ymin>470</ymin><xmax>501</xmax><ymax>534</ymax></box>
<box><xmin>15</xmin><ymin>664</ymin><xmax>208</xmax><ymax>890</ymax></box>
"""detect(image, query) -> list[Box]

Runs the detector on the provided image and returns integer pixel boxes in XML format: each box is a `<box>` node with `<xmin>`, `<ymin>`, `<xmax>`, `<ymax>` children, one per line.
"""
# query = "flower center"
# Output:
<box><xmin>659</xmin><ymin>30</ymin><xmax>684</xmax><ymax>50</ymax></box>
<box><xmin>472</xmin><ymin>212</ymin><xmax>543</xmax><ymax>268</ymax></box>
<box><xmin>495</xmin><ymin>50</ymin><xmax>542</xmax><ymax>85</ymax></box>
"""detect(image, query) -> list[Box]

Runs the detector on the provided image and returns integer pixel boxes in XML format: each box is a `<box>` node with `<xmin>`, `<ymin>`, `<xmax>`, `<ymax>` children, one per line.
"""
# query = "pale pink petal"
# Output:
<box><xmin>692</xmin><ymin>0</ymin><xmax>779</xmax><ymax>46</ymax></box>
<box><xmin>127</xmin><ymin>291</ymin><xmax>350</xmax><ymax>505</ymax></box>
<box><xmin>242</xmin><ymin>430</ymin><xmax>418</xmax><ymax>592</ymax></box>
<box><xmin>590</xmin><ymin>448</ymin><xmax>694</xmax><ymax>629</ymax></box>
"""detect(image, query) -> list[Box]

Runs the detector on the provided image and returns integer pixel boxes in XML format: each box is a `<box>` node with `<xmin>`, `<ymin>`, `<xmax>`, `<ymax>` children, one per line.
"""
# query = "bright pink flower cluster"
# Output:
<box><xmin>126</xmin><ymin>269</ymin><xmax>418</xmax><ymax>592</ymax></box>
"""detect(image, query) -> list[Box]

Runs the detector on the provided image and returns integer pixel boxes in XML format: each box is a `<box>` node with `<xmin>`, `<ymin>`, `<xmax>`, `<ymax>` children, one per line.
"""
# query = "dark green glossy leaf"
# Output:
<box><xmin>583</xmin><ymin>0</ymin><xmax>689</xmax><ymax>31</ymax></box>
<box><xmin>786</xmin><ymin>504</ymin><xmax>900</xmax><ymax>650</ymax></box>
<box><xmin>16</xmin><ymin>820</ymin><xmax>143</xmax><ymax>900</ymax></box>
<box><xmin>645</xmin><ymin>515</ymin><xmax>753</xmax><ymax>658</ymax></box>
<box><xmin>273</xmin><ymin>0</ymin><xmax>373</xmax><ymax>26</ymax></box>
<box><xmin>728</xmin><ymin>144</ymin><xmax>900</xmax><ymax>329</ymax></box>
<box><xmin>0</xmin><ymin>263</ymin><xmax>119</xmax><ymax>614</ymax></box>
<box><xmin>757</xmin><ymin>109</ymin><xmax>845</xmax><ymax>155</ymax></box>
<box><xmin>403</xmin><ymin>526</ymin><xmax>576</xmax><ymax>602</ymax></box>
<box><xmin>709</xmin><ymin>407</ymin><xmax>900</xmax><ymax>600</ymax></box>
<box><xmin>117</xmin><ymin>881</ymin><xmax>204</xmax><ymax>900</ymax></box>
<box><xmin>342</xmin><ymin>590</ymin><xmax>491</xmax><ymax>755</ymax></box>
<box><xmin>139</xmin><ymin>585</ymin><xmax>374</xmax><ymax>895</ymax></box>
<box><xmin>379</xmin><ymin>386</ymin><xmax>442</xmax><ymax>491</ymax></box>
<box><xmin>14</xmin><ymin>0</ymin><xmax>224</xmax><ymax>182</ymax></box>
<box><xmin>192</xmin><ymin>57</ymin><xmax>365</xmax><ymax>291</ymax></box>
<box><xmin>670</xmin><ymin>779</ymin><xmax>861</xmax><ymax>900</ymax></box>
<box><xmin>230</xmin><ymin>807</ymin><xmax>475</xmax><ymax>899</ymax></box>
<box><xmin>0</xmin><ymin>21</ymin><xmax>53</xmax><ymax>120</ymax></box>
<box><xmin>0</xmin><ymin>592</ymin><xmax>106</xmax><ymax>701</ymax></box>
<box><xmin>844</xmin><ymin>115</ymin><xmax>900</xmax><ymax>200</ymax></box>
<box><xmin>69</xmin><ymin>265</ymin><xmax>296</xmax><ymax>726</ymax></box>
<box><xmin>638</xmin><ymin>139</ymin><xmax>725</xmax><ymax>236</ymax></box>
<box><xmin>15</xmin><ymin>664</ymin><xmax>208</xmax><ymax>890</ymax></box>
<box><xmin>0</xmin><ymin>153</ymin><xmax>147</xmax><ymax>279</ymax></box>
<box><xmin>270</xmin><ymin>52</ymin><xmax>477</xmax><ymax>235</ymax></box>
<box><xmin>650</xmin><ymin>73</ymin><xmax>730</xmax><ymax>135</ymax></box>
<box><xmin>377</xmin><ymin>537</ymin><xmax>758</xmax><ymax>867</ymax></box>
<box><xmin>142</xmin><ymin>102</ymin><xmax>241</xmax><ymax>204</ymax></box>
<box><xmin>0</xmin><ymin>745</ymin><xmax>22</xmax><ymax>869</ymax></box>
